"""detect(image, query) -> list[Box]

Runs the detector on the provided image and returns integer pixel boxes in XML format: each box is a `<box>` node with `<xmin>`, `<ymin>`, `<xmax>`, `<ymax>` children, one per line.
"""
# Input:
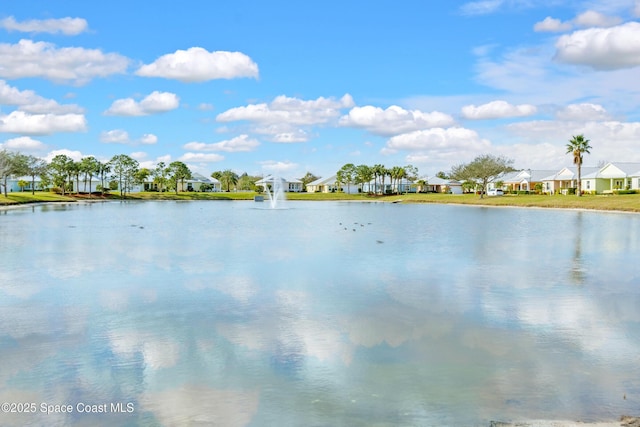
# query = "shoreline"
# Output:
<box><xmin>489</xmin><ymin>416</ymin><xmax>640</xmax><ymax>426</ymax></box>
<box><xmin>2</xmin><ymin>196</ymin><xmax>640</xmax><ymax>216</ymax></box>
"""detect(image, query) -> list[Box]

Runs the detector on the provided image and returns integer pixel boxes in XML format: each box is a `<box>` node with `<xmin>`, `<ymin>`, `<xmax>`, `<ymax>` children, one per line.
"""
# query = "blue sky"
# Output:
<box><xmin>1</xmin><ymin>0</ymin><xmax>640</xmax><ymax>179</ymax></box>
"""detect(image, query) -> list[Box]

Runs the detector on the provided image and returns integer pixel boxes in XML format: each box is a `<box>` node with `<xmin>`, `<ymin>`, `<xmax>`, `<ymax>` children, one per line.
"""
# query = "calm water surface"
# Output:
<box><xmin>0</xmin><ymin>201</ymin><xmax>639</xmax><ymax>426</ymax></box>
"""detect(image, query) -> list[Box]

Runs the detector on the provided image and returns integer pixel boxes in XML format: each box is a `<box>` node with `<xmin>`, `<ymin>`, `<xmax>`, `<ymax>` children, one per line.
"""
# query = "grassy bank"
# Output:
<box><xmin>3</xmin><ymin>191</ymin><xmax>640</xmax><ymax>213</ymax></box>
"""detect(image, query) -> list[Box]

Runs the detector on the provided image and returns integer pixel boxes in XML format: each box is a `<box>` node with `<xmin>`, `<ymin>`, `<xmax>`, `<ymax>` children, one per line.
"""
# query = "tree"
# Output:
<box><xmin>372</xmin><ymin>164</ymin><xmax>386</xmax><ymax>195</ymax></box>
<box><xmin>436</xmin><ymin>171</ymin><xmax>449</xmax><ymax>179</ymax></box>
<box><xmin>0</xmin><ymin>150</ymin><xmax>14</xmax><ymax>196</ymax></box>
<box><xmin>79</xmin><ymin>156</ymin><xmax>100</xmax><ymax>197</ymax></box>
<box><xmin>109</xmin><ymin>154</ymin><xmax>139</xmax><ymax>198</ymax></box>
<box><xmin>152</xmin><ymin>162</ymin><xmax>169</xmax><ymax>192</ymax></box>
<box><xmin>17</xmin><ymin>179</ymin><xmax>29</xmax><ymax>192</ymax></box>
<box><xmin>48</xmin><ymin>154</ymin><xmax>74</xmax><ymax>195</ymax></box>
<box><xmin>354</xmin><ymin>164</ymin><xmax>373</xmax><ymax>193</ymax></box>
<box><xmin>300</xmin><ymin>172</ymin><xmax>320</xmax><ymax>191</ymax></box>
<box><xmin>237</xmin><ymin>172</ymin><xmax>258</xmax><ymax>191</ymax></box>
<box><xmin>168</xmin><ymin>161</ymin><xmax>191</xmax><ymax>194</ymax></box>
<box><xmin>220</xmin><ymin>169</ymin><xmax>239</xmax><ymax>192</ymax></box>
<box><xmin>336</xmin><ymin>163</ymin><xmax>356</xmax><ymax>193</ymax></box>
<box><xmin>25</xmin><ymin>155</ymin><xmax>48</xmax><ymax>195</ymax></box>
<box><xmin>566</xmin><ymin>134</ymin><xmax>592</xmax><ymax>197</ymax></box>
<box><xmin>450</xmin><ymin>154</ymin><xmax>514</xmax><ymax>199</ymax></box>
<box><xmin>389</xmin><ymin>166</ymin><xmax>406</xmax><ymax>194</ymax></box>
<box><xmin>135</xmin><ymin>168</ymin><xmax>151</xmax><ymax>189</ymax></box>
<box><xmin>97</xmin><ymin>161</ymin><xmax>111</xmax><ymax>195</ymax></box>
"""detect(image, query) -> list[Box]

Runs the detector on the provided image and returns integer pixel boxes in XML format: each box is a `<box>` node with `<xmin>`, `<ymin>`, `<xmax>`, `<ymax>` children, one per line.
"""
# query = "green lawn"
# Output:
<box><xmin>2</xmin><ymin>190</ymin><xmax>640</xmax><ymax>213</ymax></box>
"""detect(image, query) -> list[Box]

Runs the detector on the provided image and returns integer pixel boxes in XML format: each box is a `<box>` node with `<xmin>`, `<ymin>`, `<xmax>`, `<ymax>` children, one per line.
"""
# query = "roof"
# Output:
<box><xmin>255</xmin><ymin>174</ymin><xmax>302</xmax><ymax>185</ymax></box>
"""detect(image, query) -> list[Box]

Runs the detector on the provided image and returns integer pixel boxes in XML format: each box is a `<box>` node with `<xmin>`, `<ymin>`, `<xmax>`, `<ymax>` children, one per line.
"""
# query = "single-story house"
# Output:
<box><xmin>424</xmin><ymin>176</ymin><xmax>463</xmax><ymax>194</ymax></box>
<box><xmin>255</xmin><ymin>175</ymin><xmax>303</xmax><ymax>192</ymax></box>
<box><xmin>306</xmin><ymin>175</ymin><xmax>359</xmax><ymax>193</ymax></box>
<box><xmin>541</xmin><ymin>166</ymin><xmax>599</xmax><ymax>194</ymax></box>
<box><xmin>581</xmin><ymin>162</ymin><xmax>640</xmax><ymax>194</ymax></box>
<box><xmin>179</xmin><ymin>173</ymin><xmax>221</xmax><ymax>192</ymax></box>
<box><xmin>500</xmin><ymin>169</ymin><xmax>558</xmax><ymax>192</ymax></box>
<box><xmin>4</xmin><ymin>176</ymin><xmax>44</xmax><ymax>192</ymax></box>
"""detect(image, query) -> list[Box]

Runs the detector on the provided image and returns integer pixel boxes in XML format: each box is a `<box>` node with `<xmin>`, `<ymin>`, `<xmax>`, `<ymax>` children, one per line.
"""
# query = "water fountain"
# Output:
<box><xmin>264</xmin><ymin>174</ymin><xmax>286</xmax><ymax>209</ymax></box>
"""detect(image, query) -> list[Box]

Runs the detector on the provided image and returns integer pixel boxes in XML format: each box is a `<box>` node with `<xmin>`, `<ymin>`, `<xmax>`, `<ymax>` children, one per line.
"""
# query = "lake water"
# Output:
<box><xmin>0</xmin><ymin>200</ymin><xmax>639</xmax><ymax>426</ymax></box>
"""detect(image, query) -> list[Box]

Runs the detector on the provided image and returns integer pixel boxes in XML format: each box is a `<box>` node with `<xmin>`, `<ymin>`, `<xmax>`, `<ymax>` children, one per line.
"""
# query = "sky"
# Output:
<box><xmin>1</xmin><ymin>0</ymin><xmax>640</xmax><ymax>179</ymax></box>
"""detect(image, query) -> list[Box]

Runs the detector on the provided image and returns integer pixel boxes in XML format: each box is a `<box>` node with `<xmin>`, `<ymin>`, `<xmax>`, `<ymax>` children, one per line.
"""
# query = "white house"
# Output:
<box><xmin>424</xmin><ymin>176</ymin><xmax>463</xmax><ymax>194</ymax></box>
<box><xmin>500</xmin><ymin>169</ymin><xmax>558</xmax><ymax>192</ymax></box>
<box><xmin>581</xmin><ymin>162</ymin><xmax>640</xmax><ymax>194</ymax></box>
<box><xmin>541</xmin><ymin>166</ymin><xmax>599</xmax><ymax>195</ymax></box>
<box><xmin>5</xmin><ymin>176</ymin><xmax>44</xmax><ymax>193</ymax></box>
<box><xmin>255</xmin><ymin>175</ymin><xmax>303</xmax><ymax>192</ymax></box>
<box><xmin>179</xmin><ymin>173</ymin><xmax>221</xmax><ymax>192</ymax></box>
<box><xmin>306</xmin><ymin>175</ymin><xmax>359</xmax><ymax>193</ymax></box>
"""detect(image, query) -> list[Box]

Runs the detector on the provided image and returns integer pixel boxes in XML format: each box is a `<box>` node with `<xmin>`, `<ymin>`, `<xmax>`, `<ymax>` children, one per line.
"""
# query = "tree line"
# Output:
<box><xmin>0</xmin><ymin>150</ymin><xmax>193</xmax><ymax>199</ymax></box>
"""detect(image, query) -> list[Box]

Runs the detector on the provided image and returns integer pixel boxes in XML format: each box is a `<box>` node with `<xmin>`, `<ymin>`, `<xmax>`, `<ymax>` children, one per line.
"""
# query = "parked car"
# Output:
<box><xmin>487</xmin><ymin>188</ymin><xmax>504</xmax><ymax>196</ymax></box>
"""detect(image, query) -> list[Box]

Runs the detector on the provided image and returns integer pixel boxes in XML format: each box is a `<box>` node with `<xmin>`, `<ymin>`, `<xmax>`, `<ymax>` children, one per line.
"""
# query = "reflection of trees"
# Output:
<box><xmin>570</xmin><ymin>212</ymin><xmax>585</xmax><ymax>285</ymax></box>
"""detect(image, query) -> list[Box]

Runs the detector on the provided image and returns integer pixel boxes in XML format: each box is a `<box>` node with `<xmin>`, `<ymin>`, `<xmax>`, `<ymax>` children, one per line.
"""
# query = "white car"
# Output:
<box><xmin>487</xmin><ymin>188</ymin><xmax>504</xmax><ymax>196</ymax></box>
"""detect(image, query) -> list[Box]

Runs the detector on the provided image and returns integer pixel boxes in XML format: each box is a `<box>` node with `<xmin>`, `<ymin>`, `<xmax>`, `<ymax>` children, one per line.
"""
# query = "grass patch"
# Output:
<box><xmin>3</xmin><ymin>191</ymin><xmax>640</xmax><ymax>213</ymax></box>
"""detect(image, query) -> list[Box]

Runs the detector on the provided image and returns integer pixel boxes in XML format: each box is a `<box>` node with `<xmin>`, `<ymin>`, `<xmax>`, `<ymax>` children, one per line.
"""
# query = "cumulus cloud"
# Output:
<box><xmin>178</xmin><ymin>152</ymin><xmax>225</xmax><ymax>163</ymax></box>
<box><xmin>339</xmin><ymin>105</ymin><xmax>454</xmax><ymax>136</ymax></box>
<box><xmin>259</xmin><ymin>160</ymin><xmax>298</xmax><ymax>173</ymax></box>
<box><xmin>461</xmin><ymin>100</ymin><xmax>537</xmax><ymax>120</ymax></box>
<box><xmin>555</xmin><ymin>22</ymin><xmax>640</xmax><ymax>70</ymax></box>
<box><xmin>0</xmin><ymin>136</ymin><xmax>46</xmax><ymax>152</ymax></box>
<box><xmin>0</xmin><ymin>80</ymin><xmax>83</xmax><ymax>114</ymax></box>
<box><xmin>100</xmin><ymin>129</ymin><xmax>158</xmax><ymax>145</ymax></box>
<box><xmin>0</xmin><ymin>110</ymin><xmax>86</xmax><ymax>135</ymax></box>
<box><xmin>0</xmin><ymin>16</ymin><xmax>88</xmax><ymax>35</ymax></box>
<box><xmin>44</xmin><ymin>149</ymin><xmax>84</xmax><ymax>162</ymax></box>
<box><xmin>384</xmin><ymin>127</ymin><xmax>490</xmax><ymax>154</ymax></box>
<box><xmin>104</xmin><ymin>91</ymin><xmax>179</xmax><ymax>116</ymax></box>
<box><xmin>217</xmin><ymin>94</ymin><xmax>353</xmax><ymax>142</ymax></box>
<box><xmin>136</xmin><ymin>47</ymin><xmax>259</xmax><ymax>82</ymax></box>
<box><xmin>183</xmin><ymin>135</ymin><xmax>259</xmax><ymax>152</ymax></box>
<box><xmin>573</xmin><ymin>10</ymin><xmax>622</xmax><ymax>28</ymax></box>
<box><xmin>534</xmin><ymin>17</ymin><xmax>573</xmax><ymax>32</ymax></box>
<box><xmin>0</xmin><ymin>39</ymin><xmax>129</xmax><ymax>85</ymax></box>
<box><xmin>555</xmin><ymin>103</ymin><xmax>611</xmax><ymax>121</ymax></box>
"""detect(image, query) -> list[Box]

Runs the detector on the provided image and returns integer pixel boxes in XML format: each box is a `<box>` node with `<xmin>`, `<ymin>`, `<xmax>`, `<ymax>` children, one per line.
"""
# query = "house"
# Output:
<box><xmin>500</xmin><ymin>169</ymin><xmax>558</xmax><ymax>193</ymax></box>
<box><xmin>581</xmin><ymin>162</ymin><xmax>640</xmax><ymax>194</ymax></box>
<box><xmin>424</xmin><ymin>176</ymin><xmax>463</xmax><ymax>194</ymax></box>
<box><xmin>179</xmin><ymin>173</ymin><xmax>221</xmax><ymax>192</ymax></box>
<box><xmin>541</xmin><ymin>166</ymin><xmax>599</xmax><ymax>195</ymax></box>
<box><xmin>4</xmin><ymin>176</ymin><xmax>44</xmax><ymax>192</ymax></box>
<box><xmin>255</xmin><ymin>175</ymin><xmax>303</xmax><ymax>192</ymax></box>
<box><xmin>306</xmin><ymin>175</ymin><xmax>359</xmax><ymax>193</ymax></box>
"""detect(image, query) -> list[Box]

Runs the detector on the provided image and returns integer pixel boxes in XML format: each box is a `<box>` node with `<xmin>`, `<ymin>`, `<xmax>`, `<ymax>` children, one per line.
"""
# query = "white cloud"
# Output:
<box><xmin>384</xmin><ymin>127</ymin><xmax>491</xmax><ymax>156</ymax></box>
<box><xmin>635</xmin><ymin>0</ymin><xmax>640</xmax><ymax>17</ymax></box>
<box><xmin>0</xmin><ymin>80</ymin><xmax>83</xmax><ymax>114</ymax></box>
<box><xmin>217</xmin><ymin>94</ymin><xmax>353</xmax><ymax>142</ymax></box>
<box><xmin>218</xmin><ymin>94</ymin><xmax>353</xmax><ymax>125</ymax></box>
<box><xmin>555</xmin><ymin>22</ymin><xmax>640</xmax><ymax>70</ymax></box>
<box><xmin>136</xmin><ymin>47</ymin><xmax>259</xmax><ymax>82</ymax></box>
<box><xmin>555</xmin><ymin>103</ymin><xmax>611</xmax><ymax>121</ymax></box>
<box><xmin>534</xmin><ymin>16</ymin><xmax>573</xmax><ymax>32</ymax></box>
<box><xmin>573</xmin><ymin>10</ymin><xmax>622</xmax><ymax>28</ymax></box>
<box><xmin>139</xmin><ymin>134</ymin><xmax>158</xmax><ymax>145</ymax></box>
<box><xmin>183</xmin><ymin>135</ymin><xmax>259</xmax><ymax>152</ymax></box>
<box><xmin>0</xmin><ymin>136</ymin><xmax>46</xmax><ymax>152</ymax></box>
<box><xmin>259</xmin><ymin>160</ymin><xmax>299</xmax><ymax>174</ymax></box>
<box><xmin>178</xmin><ymin>152</ymin><xmax>225</xmax><ymax>163</ymax></box>
<box><xmin>105</xmin><ymin>91</ymin><xmax>179</xmax><ymax>116</ymax></box>
<box><xmin>0</xmin><ymin>39</ymin><xmax>129</xmax><ymax>85</ymax></box>
<box><xmin>0</xmin><ymin>110</ymin><xmax>86</xmax><ymax>135</ymax></box>
<box><xmin>339</xmin><ymin>105</ymin><xmax>454</xmax><ymax>136</ymax></box>
<box><xmin>100</xmin><ymin>129</ymin><xmax>158</xmax><ymax>145</ymax></box>
<box><xmin>100</xmin><ymin>129</ymin><xmax>129</xmax><ymax>143</ymax></box>
<box><xmin>461</xmin><ymin>100</ymin><xmax>537</xmax><ymax>120</ymax></box>
<box><xmin>505</xmin><ymin>119</ymin><xmax>640</xmax><ymax>164</ymax></box>
<box><xmin>44</xmin><ymin>149</ymin><xmax>84</xmax><ymax>162</ymax></box>
<box><xmin>0</xmin><ymin>16</ymin><xmax>88</xmax><ymax>35</ymax></box>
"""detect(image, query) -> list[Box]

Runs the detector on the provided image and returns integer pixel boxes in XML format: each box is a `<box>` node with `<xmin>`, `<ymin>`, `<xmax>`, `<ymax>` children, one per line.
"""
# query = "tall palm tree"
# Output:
<box><xmin>566</xmin><ymin>134</ymin><xmax>592</xmax><ymax>197</ymax></box>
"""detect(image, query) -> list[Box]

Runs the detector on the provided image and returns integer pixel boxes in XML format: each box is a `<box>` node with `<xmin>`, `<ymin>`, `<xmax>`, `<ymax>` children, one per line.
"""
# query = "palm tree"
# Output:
<box><xmin>566</xmin><ymin>134</ymin><xmax>592</xmax><ymax>197</ymax></box>
<box><xmin>220</xmin><ymin>169</ymin><xmax>238</xmax><ymax>192</ymax></box>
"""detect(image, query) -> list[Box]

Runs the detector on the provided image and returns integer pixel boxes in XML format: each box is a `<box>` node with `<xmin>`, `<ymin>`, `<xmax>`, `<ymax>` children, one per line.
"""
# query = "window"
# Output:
<box><xmin>586</xmin><ymin>181</ymin><xmax>590</xmax><ymax>189</ymax></box>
